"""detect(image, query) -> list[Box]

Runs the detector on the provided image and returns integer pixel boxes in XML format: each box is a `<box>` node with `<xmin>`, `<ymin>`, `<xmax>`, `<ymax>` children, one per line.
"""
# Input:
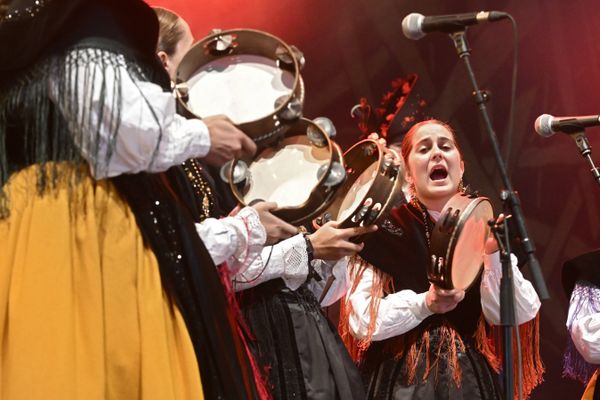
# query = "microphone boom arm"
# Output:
<box><xmin>571</xmin><ymin>131</ymin><xmax>600</xmax><ymax>186</ymax></box>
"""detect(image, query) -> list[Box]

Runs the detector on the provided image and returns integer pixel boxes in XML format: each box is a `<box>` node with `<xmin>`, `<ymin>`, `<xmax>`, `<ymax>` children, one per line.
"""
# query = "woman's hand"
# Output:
<box><xmin>425</xmin><ymin>284</ymin><xmax>465</xmax><ymax>314</ymax></box>
<box><xmin>484</xmin><ymin>236</ymin><xmax>499</xmax><ymax>255</ymax></box>
<box><xmin>202</xmin><ymin>115</ymin><xmax>257</xmax><ymax>166</ymax></box>
<box><xmin>485</xmin><ymin>213</ymin><xmax>506</xmax><ymax>255</ymax></box>
<box><xmin>307</xmin><ymin>221</ymin><xmax>377</xmax><ymax>261</ymax></box>
<box><xmin>251</xmin><ymin>201</ymin><xmax>298</xmax><ymax>245</ymax></box>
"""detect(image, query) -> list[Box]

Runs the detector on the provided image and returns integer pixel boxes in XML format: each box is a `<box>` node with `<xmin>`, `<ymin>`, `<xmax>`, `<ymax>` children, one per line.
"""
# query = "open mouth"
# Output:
<box><xmin>429</xmin><ymin>165</ymin><xmax>448</xmax><ymax>181</ymax></box>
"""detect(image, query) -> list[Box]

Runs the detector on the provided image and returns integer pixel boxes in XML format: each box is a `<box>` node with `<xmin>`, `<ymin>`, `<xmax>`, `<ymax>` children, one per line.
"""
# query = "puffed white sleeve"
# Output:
<box><xmin>195</xmin><ymin>206</ymin><xmax>266</xmax><ymax>273</ymax></box>
<box><xmin>48</xmin><ymin>48</ymin><xmax>211</xmax><ymax>179</ymax></box>
<box><xmin>232</xmin><ymin>234</ymin><xmax>309</xmax><ymax>292</ymax></box>
<box><xmin>347</xmin><ymin>265</ymin><xmax>433</xmax><ymax>341</ymax></box>
<box><xmin>480</xmin><ymin>252</ymin><xmax>541</xmax><ymax>325</ymax></box>
<box><xmin>567</xmin><ymin>282</ymin><xmax>600</xmax><ymax>364</ymax></box>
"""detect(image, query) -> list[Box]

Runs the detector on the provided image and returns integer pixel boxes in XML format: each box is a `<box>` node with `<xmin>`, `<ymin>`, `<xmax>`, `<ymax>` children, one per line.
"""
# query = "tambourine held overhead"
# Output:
<box><xmin>175</xmin><ymin>28</ymin><xmax>306</xmax><ymax>144</ymax></box>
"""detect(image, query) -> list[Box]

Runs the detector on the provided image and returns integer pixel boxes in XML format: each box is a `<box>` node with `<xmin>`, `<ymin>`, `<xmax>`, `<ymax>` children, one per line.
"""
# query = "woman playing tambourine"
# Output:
<box><xmin>339</xmin><ymin>119</ymin><xmax>544</xmax><ymax>400</ymax></box>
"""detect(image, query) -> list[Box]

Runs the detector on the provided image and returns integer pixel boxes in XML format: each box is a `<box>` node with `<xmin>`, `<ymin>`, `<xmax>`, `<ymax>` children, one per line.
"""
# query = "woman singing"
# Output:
<box><xmin>340</xmin><ymin>120</ymin><xmax>544</xmax><ymax>399</ymax></box>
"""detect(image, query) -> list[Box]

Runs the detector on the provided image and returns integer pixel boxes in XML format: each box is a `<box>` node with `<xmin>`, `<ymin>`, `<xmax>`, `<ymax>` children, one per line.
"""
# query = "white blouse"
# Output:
<box><xmin>195</xmin><ymin>207</ymin><xmax>267</xmax><ymax>274</ymax></box>
<box><xmin>232</xmin><ymin>233</ymin><xmax>350</xmax><ymax>307</ymax></box>
<box><xmin>568</xmin><ymin>282</ymin><xmax>600</xmax><ymax>364</ymax></box>
<box><xmin>347</xmin><ymin>210</ymin><xmax>541</xmax><ymax>341</ymax></box>
<box><xmin>48</xmin><ymin>49</ymin><xmax>211</xmax><ymax>179</ymax></box>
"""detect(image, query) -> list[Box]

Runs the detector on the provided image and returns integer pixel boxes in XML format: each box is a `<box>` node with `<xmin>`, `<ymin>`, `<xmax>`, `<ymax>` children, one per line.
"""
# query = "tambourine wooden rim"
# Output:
<box><xmin>229</xmin><ymin>117</ymin><xmax>344</xmax><ymax>225</ymax></box>
<box><xmin>428</xmin><ymin>193</ymin><xmax>494</xmax><ymax>290</ymax></box>
<box><xmin>316</xmin><ymin>139</ymin><xmax>403</xmax><ymax>233</ymax></box>
<box><xmin>176</xmin><ymin>28</ymin><xmax>305</xmax><ymax>144</ymax></box>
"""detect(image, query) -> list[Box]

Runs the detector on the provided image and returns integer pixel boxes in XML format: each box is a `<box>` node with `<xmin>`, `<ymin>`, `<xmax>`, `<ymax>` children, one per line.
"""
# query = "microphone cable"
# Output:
<box><xmin>506</xmin><ymin>14</ymin><xmax>524</xmax><ymax>400</ymax></box>
<box><xmin>504</xmin><ymin>14</ymin><xmax>518</xmax><ymax>178</ymax></box>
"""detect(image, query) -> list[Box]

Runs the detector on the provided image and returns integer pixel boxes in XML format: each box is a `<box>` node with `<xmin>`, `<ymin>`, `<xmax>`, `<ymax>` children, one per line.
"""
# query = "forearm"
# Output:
<box><xmin>232</xmin><ymin>234</ymin><xmax>309</xmax><ymax>291</ymax></box>
<box><xmin>348</xmin><ymin>266</ymin><xmax>433</xmax><ymax>341</ymax></box>
<box><xmin>195</xmin><ymin>207</ymin><xmax>265</xmax><ymax>271</ymax></box>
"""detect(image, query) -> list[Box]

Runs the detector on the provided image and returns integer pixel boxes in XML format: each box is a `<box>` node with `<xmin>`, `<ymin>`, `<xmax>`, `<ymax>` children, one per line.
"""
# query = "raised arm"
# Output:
<box><xmin>48</xmin><ymin>48</ymin><xmax>211</xmax><ymax>178</ymax></box>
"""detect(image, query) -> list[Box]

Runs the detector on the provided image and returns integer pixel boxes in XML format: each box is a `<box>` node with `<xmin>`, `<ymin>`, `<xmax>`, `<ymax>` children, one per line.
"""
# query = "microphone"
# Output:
<box><xmin>536</xmin><ymin>113</ymin><xmax>600</xmax><ymax>185</ymax></box>
<box><xmin>402</xmin><ymin>11</ymin><xmax>509</xmax><ymax>40</ymax></box>
<box><xmin>534</xmin><ymin>114</ymin><xmax>600</xmax><ymax>137</ymax></box>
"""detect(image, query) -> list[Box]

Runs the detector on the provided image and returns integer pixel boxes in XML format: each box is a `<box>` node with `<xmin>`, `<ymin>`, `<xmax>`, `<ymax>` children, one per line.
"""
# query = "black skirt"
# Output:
<box><xmin>363</xmin><ymin>337</ymin><xmax>502</xmax><ymax>400</ymax></box>
<box><xmin>239</xmin><ymin>280</ymin><xmax>366</xmax><ymax>400</ymax></box>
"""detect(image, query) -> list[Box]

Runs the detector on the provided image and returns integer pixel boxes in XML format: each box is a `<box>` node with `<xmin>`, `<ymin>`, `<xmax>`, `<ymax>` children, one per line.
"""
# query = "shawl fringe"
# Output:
<box><xmin>0</xmin><ymin>44</ymin><xmax>164</xmax><ymax>219</ymax></box>
<box><xmin>339</xmin><ymin>255</ymin><xmax>544</xmax><ymax>397</ymax></box>
<box><xmin>218</xmin><ymin>264</ymin><xmax>272</xmax><ymax>400</ymax></box>
<box><xmin>563</xmin><ymin>282</ymin><xmax>600</xmax><ymax>384</ymax></box>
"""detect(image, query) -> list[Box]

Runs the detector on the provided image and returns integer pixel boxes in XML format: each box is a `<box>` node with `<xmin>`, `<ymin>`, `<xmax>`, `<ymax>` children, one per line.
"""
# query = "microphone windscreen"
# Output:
<box><xmin>534</xmin><ymin>114</ymin><xmax>555</xmax><ymax>138</ymax></box>
<box><xmin>402</xmin><ymin>13</ymin><xmax>425</xmax><ymax>40</ymax></box>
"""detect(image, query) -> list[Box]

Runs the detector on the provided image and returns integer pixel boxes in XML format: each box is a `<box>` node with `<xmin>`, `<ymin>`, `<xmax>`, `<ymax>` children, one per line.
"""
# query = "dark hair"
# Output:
<box><xmin>153</xmin><ymin>7</ymin><xmax>186</xmax><ymax>56</ymax></box>
<box><xmin>400</xmin><ymin>119</ymin><xmax>463</xmax><ymax>167</ymax></box>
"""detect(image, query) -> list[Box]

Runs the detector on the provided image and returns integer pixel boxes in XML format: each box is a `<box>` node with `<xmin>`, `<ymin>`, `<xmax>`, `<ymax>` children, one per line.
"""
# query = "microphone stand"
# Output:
<box><xmin>448</xmin><ymin>29</ymin><xmax>550</xmax><ymax>399</ymax></box>
<box><xmin>571</xmin><ymin>130</ymin><xmax>600</xmax><ymax>186</ymax></box>
<box><xmin>490</xmin><ymin>215</ymin><xmax>516</xmax><ymax>400</ymax></box>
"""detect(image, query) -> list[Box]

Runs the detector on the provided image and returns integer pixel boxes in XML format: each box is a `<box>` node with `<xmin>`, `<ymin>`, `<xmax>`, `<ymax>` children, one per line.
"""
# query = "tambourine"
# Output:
<box><xmin>175</xmin><ymin>29</ymin><xmax>305</xmax><ymax>144</ymax></box>
<box><xmin>316</xmin><ymin>139</ymin><xmax>405</xmax><ymax>231</ymax></box>
<box><xmin>227</xmin><ymin>118</ymin><xmax>346</xmax><ymax>225</ymax></box>
<box><xmin>428</xmin><ymin>192</ymin><xmax>494</xmax><ymax>290</ymax></box>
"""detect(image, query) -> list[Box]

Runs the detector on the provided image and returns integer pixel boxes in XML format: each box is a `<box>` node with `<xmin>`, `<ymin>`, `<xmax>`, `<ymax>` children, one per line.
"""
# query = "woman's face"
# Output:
<box><xmin>405</xmin><ymin>122</ymin><xmax>464</xmax><ymax>206</ymax></box>
<box><xmin>162</xmin><ymin>19</ymin><xmax>194</xmax><ymax>80</ymax></box>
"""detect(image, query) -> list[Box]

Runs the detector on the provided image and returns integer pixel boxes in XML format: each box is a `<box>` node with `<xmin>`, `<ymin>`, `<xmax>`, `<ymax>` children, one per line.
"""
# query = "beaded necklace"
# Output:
<box><xmin>411</xmin><ymin>197</ymin><xmax>432</xmax><ymax>248</ymax></box>
<box><xmin>182</xmin><ymin>159</ymin><xmax>214</xmax><ymax>220</ymax></box>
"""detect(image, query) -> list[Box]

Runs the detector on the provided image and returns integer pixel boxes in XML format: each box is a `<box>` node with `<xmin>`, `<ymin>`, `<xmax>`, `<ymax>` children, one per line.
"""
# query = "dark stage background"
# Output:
<box><xmin>149</xmin><ymin>0</ymin><xmax>600</xmax><ymax>397</ymax></box>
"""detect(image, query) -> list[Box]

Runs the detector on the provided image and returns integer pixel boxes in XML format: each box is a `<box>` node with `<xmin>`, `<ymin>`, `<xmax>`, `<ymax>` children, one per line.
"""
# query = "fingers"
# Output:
<box><xmin>264</xmin><ymin>222</ymin><xmax>298</xmax><ymax>245</ymax></box>
<box><xmin>338</xmin><ymin>224</ymin><xmax>378</xmax><ymax>238</ymax></box>
<box><xmin>252</xmin><ymin>202</ymin><xmax>298</xmax><ymax>245</ymax></box>
<box><xmin>203</xmin><ymin>115</ymin><xmax>257</xmax><ymax>164</ymax></box>
<box><xmin>319</xmin><ymin>242</ymin><xmax>365</xmax><ymax>260</ymax></box>
<box><xmin>432</xmin><ymin>285</ymin><xmax>463</xmax><ymax>297</ymax></box>
<box><xmin>278</xmin><ymin>220</ymin><xmax>300</xmax><ymax>236</ymax></box>
<box><xmin>252</xmin><ymin>201</ymin><xmax>278</xmax><ymax>212</ymax></box>
<box><xmin>322</xmin><ymin>220</ymin><xmax>340</xmax><ymax>229</ymax></box>
<box><xmin>426</xmin><ymin>284</ymin><xmax>465</xmax><ymax>314</ymax></box>
<box><xmin>496</xmin><ymin>213</ymin><xmax>505</xmax><ymax>223</ymax></box>
<box><xmin>336</xmin><ymin>241</ymin><xmax>364</xmax><ymax>255</ymax></box>
<box><xmin>437</xmin><ymin>289</ymin><xmax>465</xmax><ymax>303</ymax></box>
<box><xmin>239</xmin><ymin>133</ymin><xmax>257</xmax><ymax>157</ymax></box>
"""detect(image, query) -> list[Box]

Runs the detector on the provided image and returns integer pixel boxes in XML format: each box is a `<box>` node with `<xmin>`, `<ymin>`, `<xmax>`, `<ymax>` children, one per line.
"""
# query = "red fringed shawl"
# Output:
<box><xmin>339</xmin><ymin>257</ymin><xmax>544</xmax><ymax>399</ymax></box>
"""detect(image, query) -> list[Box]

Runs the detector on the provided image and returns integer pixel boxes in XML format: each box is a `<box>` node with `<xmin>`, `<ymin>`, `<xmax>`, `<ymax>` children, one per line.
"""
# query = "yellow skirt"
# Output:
<box><xmin>582</xmin><ymin>369</ymin><xmax>600</xmax><ymax>400</ymax></box>
<box><xmin>0</xmin><ymin>165</ymin><xmax>203</xmax><ymax>400</ymax></box>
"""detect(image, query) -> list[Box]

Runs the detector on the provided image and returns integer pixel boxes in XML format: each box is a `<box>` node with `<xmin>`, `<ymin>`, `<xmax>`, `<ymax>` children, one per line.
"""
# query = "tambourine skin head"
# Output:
<box><xmin>314</xmin><ymin>139</ymin><xmax>405</xmax><ymax>242</ymax></box>
<box><xmin>428</xmin><ymin>193</ymin><xmax>494</xmax><ymax>290</ymax></box>
<box><xmin>228</xmin><ymin>118</ymin><xmax>344</xmax><ymax>225</ymax></box>
<box><xmin>175</xmin><ymin>29</ymin><xmax>305</xmax><ymax>144</ymax></box>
